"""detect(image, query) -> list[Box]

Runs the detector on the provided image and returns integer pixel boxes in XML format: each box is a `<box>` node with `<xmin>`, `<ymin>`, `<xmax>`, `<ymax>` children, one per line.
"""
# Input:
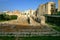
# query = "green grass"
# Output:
<box><xmin>22</xmin><ymin>36</ymin><xmax>60</xmax><ymax>40</ymax></box>
<box><xmin>0</xmin><ymin>36</ymin><xmax>15</xmax><ymax>40</ymax></box>
<box><xmin>52</xmin><ymin>26</ymin><xmax>60</xmax><ymax>32</ymax></box>
<box><xmin>46</xmin><ymin>23</ymin><xmax>60</xmax><ymax>32</ymax></box>
<box><xmin>0</xmin><ymin>36</ymin><xmax>60</xmax><ymax>40</ymax></box>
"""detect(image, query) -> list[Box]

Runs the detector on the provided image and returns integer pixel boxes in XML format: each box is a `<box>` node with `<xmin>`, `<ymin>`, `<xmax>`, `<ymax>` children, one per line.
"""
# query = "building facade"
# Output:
<box><xmin>58</xmin><ymin>0</ymin><xmax>60</xmax><ymax>11</ymax></box>
<box><xmin>36</xmin><ymin>2</ymin><xmax>56</xmax><ymax>16</ymax></box>
<box><xmin>23</xmin><ymin>9</ymin><xmax>35</xmax><ymax>16</ymax></box>
<box><xmin>5</xmin><ymin>10</ymin><xmax>22</xmax><ymax>17</ymax></box>
<box><xmin>34</xmin><ymin>2</ymin><xmax>56</xmax><ymax>24</ymax></box>
<box><xmin>46</xmin><ymin>2</ymin><xmax>56</xmax><ymax>15</ymax></box>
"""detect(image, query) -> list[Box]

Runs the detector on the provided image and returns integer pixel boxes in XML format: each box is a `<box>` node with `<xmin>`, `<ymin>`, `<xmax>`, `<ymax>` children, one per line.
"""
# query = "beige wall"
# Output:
<box><xmin>45</xmin><ymin>2</ymin><xmax>56</xmax><ymax>15</ymax></box>
<box><xmin>40</xmin><ymin>16</ymin><xmax>45</xmax><ymax>24</ymax></box>
<box><xmin>36</xmin><ymin>4</ymin><xmax>45</xmax><ymax>18</ymax></box>
<box><xmin>58</xmin><ymin>0</ymin><xmax>60</xmax><ymax>11</ymax></box>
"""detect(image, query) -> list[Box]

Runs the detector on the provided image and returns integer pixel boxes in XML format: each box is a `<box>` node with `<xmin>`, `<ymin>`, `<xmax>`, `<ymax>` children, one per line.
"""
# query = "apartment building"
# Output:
<box><xmin>34</xmin><ymin>2</ymin><xmax>56</xmax><ymax>24</ymax></box>
<box><xmin>46</xmin><ymin>2</ymin><xmax>56</xmax><ymax>15</ymax></box>
<box><xmin>5</xmin><ymin>10</ymin><xmax>22</xmax><ymax>17</ymax></box>
<box><xmin>36</xmin><ymin>2</ymin><xmax>56</xmax><ymax>17</ymax></box>
<box><xmin>23</xmin><ymin>9</ymin><xmax>35</xmax><ymax>16</ymax></box>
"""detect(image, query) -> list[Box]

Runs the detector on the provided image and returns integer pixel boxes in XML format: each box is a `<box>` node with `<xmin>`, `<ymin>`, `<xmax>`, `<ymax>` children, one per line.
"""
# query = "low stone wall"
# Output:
<box><xmin>40</xmin><ymin>16</ymin><xmax>45</xmax><ymax>24</ymax></box>
<box><xmin>0</xmin><ymin>32</ymin><xmax>60</xmax><ymax>37</ymax></box>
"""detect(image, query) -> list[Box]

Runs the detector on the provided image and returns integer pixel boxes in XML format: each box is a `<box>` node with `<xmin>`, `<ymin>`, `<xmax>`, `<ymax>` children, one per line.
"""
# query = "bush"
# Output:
<box><xmin>10</xmin><ymin>15</ymin><xmax>18</xmax><ymax>20</ymax></box>
<box><xmin>0</xmin><ymin>13</ymin><xmax>6</xmax><ymax>20</ymax></box>
<box><xmin>0</xmin><ymin>13</ymin><xmax>18</xmax><ymax>21</ymax></box>
<box><xmin>57</xmin><ymin>11</ymin><xmax>60</xmax><ymax>15</ymax></box>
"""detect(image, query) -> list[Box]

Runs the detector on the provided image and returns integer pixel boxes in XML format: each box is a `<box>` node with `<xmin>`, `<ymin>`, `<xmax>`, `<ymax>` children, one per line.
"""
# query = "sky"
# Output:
<box><xmin>0</xmin><ymin>0</ymin><xmax>58</xmax><ymax>11</ymax></box>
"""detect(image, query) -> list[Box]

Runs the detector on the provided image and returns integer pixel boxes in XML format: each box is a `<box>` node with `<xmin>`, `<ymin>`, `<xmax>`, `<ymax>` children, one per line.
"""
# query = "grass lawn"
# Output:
<box><xmin>0</xmin><ymin>36</ymin><xmax>60</xmax><ymax>40</ymax></box>
<box><xmin>22</xmin><ymin>36</ymin><xmax>60</xmax><ymax>40</ymax></box>
<box><xmin>0</xmin><ymin>36</ymin><xmax>15</xmax><ymax>40</ymax></box>
<box><xmin>46</xmin><ymin>23</ymin><xmax>60</xmax><ymax>32</ymax></box>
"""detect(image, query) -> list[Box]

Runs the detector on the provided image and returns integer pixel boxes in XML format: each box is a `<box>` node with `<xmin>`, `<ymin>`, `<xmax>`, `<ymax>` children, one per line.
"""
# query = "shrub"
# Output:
<box><xmin>57</xmin><ymin>11</ymin><xmax>60</xmax><ymax>15</ymax></box>
<box><xmin>10</xmin><ymin>15</ymin><xmax>18</xmax><ymax>20</ymax></box>
<box><xmin>0</xmin><ymin>13</ymin><xmax>18</xmax><ymax>21</ymax></box>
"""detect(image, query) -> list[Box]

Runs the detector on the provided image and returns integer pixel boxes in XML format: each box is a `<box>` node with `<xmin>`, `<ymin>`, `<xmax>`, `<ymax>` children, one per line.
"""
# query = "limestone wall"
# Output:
<box><xmin>40</xmin><ymin>16</ymin><xmax>45</xmax><ymax>24</ymax></box>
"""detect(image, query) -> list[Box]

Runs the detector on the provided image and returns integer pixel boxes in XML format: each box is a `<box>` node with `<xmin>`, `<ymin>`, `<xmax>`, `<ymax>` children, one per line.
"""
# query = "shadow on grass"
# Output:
<box><xmin>46</xmin><ymin>23</ymin><xmax>60</xmax><ymax>32</ymax></box>
<box><xmin>0</xmin><ymin>36</ymin><xmax>60</xmax><ymax>40</ymax></box>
